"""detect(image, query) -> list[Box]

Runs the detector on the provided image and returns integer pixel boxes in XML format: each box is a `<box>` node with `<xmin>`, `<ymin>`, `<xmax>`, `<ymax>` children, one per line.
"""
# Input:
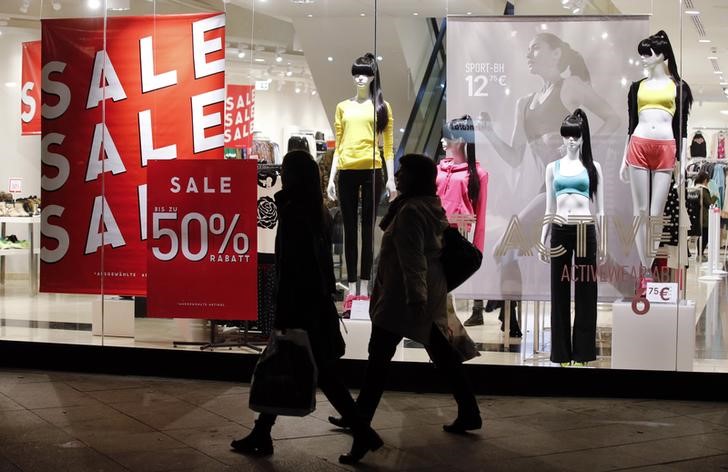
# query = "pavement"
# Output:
<box><xmin>0</xmin><ymin>368</ymin><xmax>727</xmax><ymax>471</ymax></box>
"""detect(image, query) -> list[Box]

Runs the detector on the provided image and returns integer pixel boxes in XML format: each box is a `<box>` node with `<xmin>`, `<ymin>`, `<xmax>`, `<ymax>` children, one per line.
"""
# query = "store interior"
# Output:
<box><xmin>0</xmin><ymin>0</ymin><xmax>727</xmax><ymax>373</ymax></box>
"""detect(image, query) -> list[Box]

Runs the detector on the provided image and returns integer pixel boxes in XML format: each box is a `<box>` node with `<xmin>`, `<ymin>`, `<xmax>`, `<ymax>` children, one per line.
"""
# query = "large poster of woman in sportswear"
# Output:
<box><xmin>447</xmin><ymin>16</ymin><xmax>648</xmax><ymax>301</ymax></box>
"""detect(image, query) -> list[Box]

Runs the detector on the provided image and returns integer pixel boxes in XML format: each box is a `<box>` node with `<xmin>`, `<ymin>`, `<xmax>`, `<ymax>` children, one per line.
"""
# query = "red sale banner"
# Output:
<box><xmin>147</xmin><ymin>160</ymin><xmax>257</xmax><ymax>320</ymax></box>
<box><xmin>21</xmin><ymin>40</ymin><xmax>41</xmax><ymax>135</ymax></box>
<box><xmin>40</xmin><ymin>13</ymin><xmax>225</xmax><ymax>295</ymax></box>
<box><xmin>224</xmin><ymin>84</ymin><xmax>254</xmax><ymax>150</ymax></box>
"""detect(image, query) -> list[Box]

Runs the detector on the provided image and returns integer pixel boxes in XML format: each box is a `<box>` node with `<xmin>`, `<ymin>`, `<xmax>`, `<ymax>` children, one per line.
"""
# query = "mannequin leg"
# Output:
<box><xmin>550</xmin><ymin>224</ymin><xmax>574</xmax><ymax>363</ymax></box>
<box><xmin>359</xmin><ymin>280</ymin><xmax>369</xmax><ymax>296</ymax></box>
<box><xmin>359</xmin><ymin>170</ymin><xmax>383</xmax><ymax>284</ymax></box>
<box><xmin>649</xmin><ymin>170</ymin><xmax>674</xmax><ymax>259</ymax></box>
<box><xmin>338</xmin><ymin>170</ymin><xmax>361</xmax><ymax>284</ymax></box>
<box><xmin>628</xmin><ymin>167</ymin><xmax>652</xmax><ymax>268</ymax></box>
<box><xmin>572</xmin><ymin>225</ymin><xmax>598</xmax><ymax>363</ymax></box>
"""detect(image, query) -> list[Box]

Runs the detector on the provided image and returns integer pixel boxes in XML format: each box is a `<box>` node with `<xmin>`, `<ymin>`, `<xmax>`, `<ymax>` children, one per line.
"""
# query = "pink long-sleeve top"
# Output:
<box><xmin>435</xmin><ymin>158</ymin><xmax>489</xmax><ymax>251</ymax></box>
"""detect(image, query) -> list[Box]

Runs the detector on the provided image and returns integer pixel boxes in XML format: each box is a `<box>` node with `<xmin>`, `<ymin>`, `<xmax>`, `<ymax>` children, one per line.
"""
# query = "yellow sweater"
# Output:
<box><xmin>334</xmin><ymin>99</ymin><xmax>394</xmax><ymax>170</ymax></box>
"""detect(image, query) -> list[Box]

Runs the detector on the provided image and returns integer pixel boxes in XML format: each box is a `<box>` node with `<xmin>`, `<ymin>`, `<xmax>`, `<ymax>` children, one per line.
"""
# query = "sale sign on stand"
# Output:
<box><xmin>21</xmin><ymin>40</ymin><xmax>41</xmax><ymax>135</ymax></box>
<box><xmin>224</xmin><ymin>84</ymin><xmax>254</xmax><ymax>150</ymax></box>
<box><xmin>40</xmin><ymin>13</ymin><xmax>225</xmax><ymax>295</ymax></box>
<box><xmin>147</xmin><ymin>160</ymin><xmax>257</xmax><ymax>320</ymax></box>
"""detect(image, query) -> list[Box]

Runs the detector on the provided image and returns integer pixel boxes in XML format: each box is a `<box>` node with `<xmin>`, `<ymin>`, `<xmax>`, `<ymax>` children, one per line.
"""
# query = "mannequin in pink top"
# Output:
<box><xmin>436</xmin><ymin>116</ymin><xmax>492</xmax><ymax>328</ymax></box>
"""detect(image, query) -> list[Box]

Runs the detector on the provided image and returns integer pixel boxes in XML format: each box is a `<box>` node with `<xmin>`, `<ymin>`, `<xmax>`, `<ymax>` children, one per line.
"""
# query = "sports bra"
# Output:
<box><xmin>524</xmin><ymin>80</ymin><xmax>569</xmax><ymax>141</ymax></box>
<box><xmin>553</xmin><ymin>160</ymin><xmax>589</xmax><ymax>199</ymax></box>
<box><xmin>637</xmin><ymin>79</ymin><xmax>676</xmax><ymax>116</ymax></box>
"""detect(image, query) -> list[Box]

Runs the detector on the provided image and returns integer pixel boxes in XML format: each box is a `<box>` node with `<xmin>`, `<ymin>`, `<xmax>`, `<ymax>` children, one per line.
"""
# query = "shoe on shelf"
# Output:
<box><xmin>443</xmin><ymin>415</ymin><xmax>482</xmax><ymax>434</ymax></box>
<box><xmin>463</xmin><ymin>309</ymin><xmax>483</xmax><ymax>327</ymax></box>
<box><xmin>230</xmin><ymin>431</ymin><xmax>273</xmax><ymax>456</ymax></box>
<box><xmin>338</xmin><ymin>425</ymin><xmax>383</xmax><ymax>465</ymax></box>
<box><xmin>328</xmin><ymin>415</ymin><xmax>351</xmax><ymax>429</ymax></box>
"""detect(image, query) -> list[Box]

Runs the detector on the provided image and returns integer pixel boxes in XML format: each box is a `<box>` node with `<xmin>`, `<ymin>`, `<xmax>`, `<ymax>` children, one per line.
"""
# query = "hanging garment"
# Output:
<box><xmin>435</xmin><ymin>158</ymin><xmax>489</xmax><ymax>251</ymax></box>
<box><xmin>713</xmin><ymin>133</ymin><xmax>726</xmax><ymax>159</ymax></box>
<box><xmin>690</xmin><ymin>133</ymin><xmax>707</xmax><ymax>158</ymax></box>
<box><xmin>257</xmin><ymin>165</ymin><xmax>282</xmax><ymax>259</ymax></box>
<box><xmin>712</xmin><ymin>164</ymin><xmax>725</xmax><ymax>209</ymax></box>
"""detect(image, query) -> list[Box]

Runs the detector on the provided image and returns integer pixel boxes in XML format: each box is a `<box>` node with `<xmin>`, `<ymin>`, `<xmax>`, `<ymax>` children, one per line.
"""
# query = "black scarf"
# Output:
<box><xmin>380</xmin><ymin>195</ymin><xmax>411</xmax><ymax>230</ymax></box>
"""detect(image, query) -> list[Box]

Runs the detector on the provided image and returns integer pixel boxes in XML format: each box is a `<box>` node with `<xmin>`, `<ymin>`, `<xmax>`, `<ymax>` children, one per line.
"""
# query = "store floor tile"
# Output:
<box><xmin>0</xmin><ymin>368</ymin><xmax>726</xmax><ymax>471</ymax></box>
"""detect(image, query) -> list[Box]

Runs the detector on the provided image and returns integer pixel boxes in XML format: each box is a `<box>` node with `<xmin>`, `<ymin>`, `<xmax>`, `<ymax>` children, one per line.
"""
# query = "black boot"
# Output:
<box><xmin>328</xmin><ymin>415</ymin><xmax>351</xmax><ymax>429</ymax></box>
<box><xmin>443</xmin><ymin>414</ymin><xmax>482</xmax><ymax>434</ymax></box>
<box><xmin>498</xmin><ymin>302</ymin><xmax>522</xmax><ymax>338</ymax></box>
<box><xmin>230</xmin><ymin>419</ymin><xmax>274</xmax><ymax>456</ymax></box>
<box><xmin>338</xmin><ymin>424</ymin><xmax>384</xmax><ymax>465</ymax></box>
<box><xmin>463</xmin><ymin>306</ymin><xmax>483</xmax><ymax>326</ymax></box>
<box><xmin>484</xmin><ymin>300</ymin><xmax>502</xmax><ymax>312</ymax></box>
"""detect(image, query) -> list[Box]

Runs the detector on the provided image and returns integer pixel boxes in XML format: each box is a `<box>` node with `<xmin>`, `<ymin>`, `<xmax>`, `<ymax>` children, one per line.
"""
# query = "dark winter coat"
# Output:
<box><xmin>273</xmin><ymin>190</ymin><xmax>344</xmax><ymax>363</ymax></box>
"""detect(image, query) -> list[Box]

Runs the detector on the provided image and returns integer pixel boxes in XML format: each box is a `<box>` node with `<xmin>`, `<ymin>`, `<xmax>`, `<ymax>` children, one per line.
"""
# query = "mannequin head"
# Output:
<box><xmin>395</xmin><ymin>153</ymin><xmax>437</xmax><ymax>197</ymax></box>
<box><xmin>560</xmin><ymin>109</ymin><xmax>598</xmax><ymax>200</ymax></box>
<box><xmin>442</xmin><ymin>115</ymin><xmax>480</xmax><ymax>205</ymax></box>
<box><xmin>637</xmin><ymin>31</ymin><xmax>693</xmax><ymax>111</ymax></box>
<box><xmin>351</xmin><ymin>53</ymin><xmax>388</xmax><ymax>133</ymax></box>
<box><xmin>527</xmin><ymin>33</ymin><xmax>590</xmax><ymax>82</ymax></box>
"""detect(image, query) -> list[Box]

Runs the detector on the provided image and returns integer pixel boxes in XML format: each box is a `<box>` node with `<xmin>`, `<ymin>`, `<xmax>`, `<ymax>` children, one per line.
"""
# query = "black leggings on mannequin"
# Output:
<box><xmin>550</xmin><ymin>224</ymin><xmax>598</xmax><ymax>364</ymax></box>
<box><xmin>338</xmin><ymin>169</ymin><xmax>383</xmax><ymax>283</ymax></box>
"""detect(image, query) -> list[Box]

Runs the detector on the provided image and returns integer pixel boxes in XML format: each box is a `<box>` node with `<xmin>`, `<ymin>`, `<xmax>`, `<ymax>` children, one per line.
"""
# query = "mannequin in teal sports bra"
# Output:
<box><xmin>540</xmin><ymin>109</ymin><xmax>604</xmax><ymax>367</ymax></box>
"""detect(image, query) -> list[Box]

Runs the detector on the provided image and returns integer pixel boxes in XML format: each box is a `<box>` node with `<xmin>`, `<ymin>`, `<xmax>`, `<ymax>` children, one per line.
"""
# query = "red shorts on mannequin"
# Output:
<box><xmin>626</xmin><ymin>136</ymin><xmax>676</xmax><ymax>171</ymax></box>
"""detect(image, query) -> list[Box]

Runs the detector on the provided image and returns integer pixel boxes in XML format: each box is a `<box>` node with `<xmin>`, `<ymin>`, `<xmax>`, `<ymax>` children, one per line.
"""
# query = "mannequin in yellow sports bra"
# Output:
<box><xmin>619</xmin><ymin>31</ymin><xmax>693</xmax><ymax>273</ymax></box>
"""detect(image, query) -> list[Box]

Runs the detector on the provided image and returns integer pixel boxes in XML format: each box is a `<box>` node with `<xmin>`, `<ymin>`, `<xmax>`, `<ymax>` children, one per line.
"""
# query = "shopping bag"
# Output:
<box><xmin>441</xmin><ymin>226</ymin><xmax>483</xmax><ymax>291</ymax></box>
<box><xmin>249</xmin><ymin>329</ymin><xmax>318</xmax><ymax>416</ymax></box>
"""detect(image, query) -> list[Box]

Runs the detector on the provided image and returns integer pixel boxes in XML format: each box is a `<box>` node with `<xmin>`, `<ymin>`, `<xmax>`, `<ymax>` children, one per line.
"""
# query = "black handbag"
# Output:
<box><xmin>441</xmin><ymin>226</ymin><xmax>483</xmax><ymax>291</ymax></box>
<box><xmin>249</xmin><ymin>329</ymin><xmax>318</xmax><ymax>417</ymax></box>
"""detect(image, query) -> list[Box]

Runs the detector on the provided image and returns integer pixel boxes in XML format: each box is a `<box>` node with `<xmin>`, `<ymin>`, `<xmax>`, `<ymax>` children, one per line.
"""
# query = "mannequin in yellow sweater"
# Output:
<box><xmin>327</xmin><ymin>53</ymin><xmax>396</xmax><ymax>297</ymax></box>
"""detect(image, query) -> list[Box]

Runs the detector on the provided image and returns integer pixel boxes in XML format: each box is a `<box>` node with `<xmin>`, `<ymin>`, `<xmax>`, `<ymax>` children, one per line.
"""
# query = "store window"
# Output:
<box><xmin>0</xmin><ymin>0</ymin><xmax>726</xmax><ymax>375</ymax></box>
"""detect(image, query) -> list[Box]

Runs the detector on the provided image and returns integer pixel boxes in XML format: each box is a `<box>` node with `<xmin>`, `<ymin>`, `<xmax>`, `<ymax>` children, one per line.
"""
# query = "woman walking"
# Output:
<box><xmin>333</xmin><ymin>154</ymin><xmax>482</xmax><ymax>463</ymax></box>
<box><xmin>231</xmin><ymin>151</ymin><xmax>381</xmax><ymax>459</ymax></box>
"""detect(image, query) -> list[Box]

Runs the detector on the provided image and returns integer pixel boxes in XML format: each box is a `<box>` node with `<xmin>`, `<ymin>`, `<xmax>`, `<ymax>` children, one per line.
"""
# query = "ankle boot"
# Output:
<box><xmin>230</xmin><ymin>420</ymin><xmax>274</xmax><ymax>456</ymax></box>
<box><xmin>463</xmin><ymin>307</ymin><xmax>484</xmax><ymax>326</ymax></box>
<box><xmin>498</xmin><ymin>302</ymin><xmax>522</xmax><ymax>338</ymax></box>
<box><xmin>339</xmin><ymin>424</ymin><xmax>383</xmax><ymax>465</ymax></box>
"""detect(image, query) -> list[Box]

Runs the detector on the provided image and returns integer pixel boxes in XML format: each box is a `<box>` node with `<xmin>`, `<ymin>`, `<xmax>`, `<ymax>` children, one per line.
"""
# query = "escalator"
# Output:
<box><xmin>396</xmin><ymin>18</ymin><xmax>447</xmax><ymax>161</ymax></box>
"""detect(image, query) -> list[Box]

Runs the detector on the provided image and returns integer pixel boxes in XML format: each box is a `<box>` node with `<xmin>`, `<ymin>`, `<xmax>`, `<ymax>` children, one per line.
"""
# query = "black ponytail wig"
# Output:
<box><xmin>443</xmin><ymin>115</ymin><xmax>480</xmax><ymax>205</ymax></box>
<box><xmin>352</xmin><ymin>53</ymin><xmax>388</xmax><ymax>134</ymax></box>
<box><xmin>637</xmin><ymin>30</ymin><xmax>693</xmax><ymax>109</ymax></box>
<box><xmin>560</xmin><ymin>109</ymin><xmax>598</xmax><ymax>201</ymax></box>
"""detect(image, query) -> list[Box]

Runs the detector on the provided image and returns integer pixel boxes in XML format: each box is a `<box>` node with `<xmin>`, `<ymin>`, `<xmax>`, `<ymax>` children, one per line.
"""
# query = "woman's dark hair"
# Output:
<box><xmin>560</xmin><ymin>108</ymin><xmax>598</xmax><ymax>200</ymax></box>
<box><xmin>287</xmin><ymin>135</ymin><xmax>309</xmax><ymax>153</ymax></box>
<box><xmin>397</xmin><ymin>153</ymin><xmax>437</xmax><ymax>197</ymax></box>
<box><xmin>638</xmin><ymin>30</ymin><xmax>693</xmax><ymax>108</ymax></box>
<box><xmin>536</xmin><ymin>33</ymin><xmax>590</xmax><ymax>82</ymax></box>
<box><xmin>443</xmin><ymin>115</ymin><xmax>480</xmax><ymax>204</ymax></box>
<box><xmin>281</xmin><ymin>150</ymin><xmax>326</xmax><ymax>231</ymax></box>
<box><xmin>352</xmin><ymin>53</ymin><xmax>388</xmax><ymax>134</ymax></box>
<box><xmin>695</xmin><ymin>171</ymin><xmax>710</xmax><ymax>185</ymax></box>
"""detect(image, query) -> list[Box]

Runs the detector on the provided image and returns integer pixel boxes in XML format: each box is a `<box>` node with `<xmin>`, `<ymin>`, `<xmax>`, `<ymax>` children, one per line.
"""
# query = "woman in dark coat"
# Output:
<box><xmin>231</xmin><ymin>151</ymin><xmax>381</xmax><ymax>459</ymax></box>
<box><xmin>333</xmin><ymin>153</ymin><xmax>482</xmax><ymax>462</ymax></box>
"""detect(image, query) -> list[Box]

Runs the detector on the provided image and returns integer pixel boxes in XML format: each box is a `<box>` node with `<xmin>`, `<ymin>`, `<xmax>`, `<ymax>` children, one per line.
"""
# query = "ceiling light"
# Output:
<box><xmin>572</xmin><ymin>7</ymin><xmax>581</xmax><ymax>14</ymax></box>
<box><xmin>540</xmin><ymin>23</ymin><xmax>548</xmax><ymax>30</ymax></box>
<box><xmin>311</xmin><ymin>90</ymin><xmax>317</xmax><ymax>95</ymax></box>
<box><xmin>255</xmin><ymin>58</ymin><xmax>265</xmax><ymax>63</ymax></box>
<box><xmin>721</xmin><ymin>110</ymin><xmax>728</xmax><ymax>115</ymax></box>
<box><xmin>327</xmin><ymin>56</ymin><xmax>333</xmax><ymax>62</ymax></box>
<box><xmin>601</xmin><ymin>32</ymin><xmax>608</xmax><ymax>40</ymax></box>
<box><xmin>238</xmin><ymin>51</ymin><xmax>245</xmax><ymax>59</ymax></box>
<box><xmin>699</xmin><ymin>39</ymin><xmax>712</xmax><ymax>43</ymax></box>
<box><xmin>275</xmin><ymin>56</ymin><xmax>283</xmax><ymax>63</ymax></box>
<box><xmin>720</xmin><ymin>82</ymin><xmax>728</xmax><ymax>86</ymax></box>
<box><xmin>466</xmin><ymin>12</ymin><xmax>472</xmax><ymax>15</ymax></box>
<box><xmin>708</xmin><ymin>56</ymin><xmax>719</xmax><ymax>60</ymax></box>
<box><xmin>19</xmin><ymin>0</ymin><xmax>30</xmax><ymax>13</ymax></box>
<box><xmin>5</xmin><ymin>82</ymin><xmax>17</xmax><ymax>87</ymax></box>
<box><xmin>376</xmin><ymin>55</ymin><xmax>383</xmax><ymax>61</ymax></box>
<box><xmin>286</xmin><ymin>70</ymin><xmax>293</xmax><ymax>77</ymax></box>
<box><xmin>87</xmin><ymin>0</ymin><xmax>100</xmax><ymax>9</ymax></box>
<box><xmin>684</xmin><ymin>9</ymin><xmax>700</xmax><ymax>15</ymax></box>
<box><xmin>295</xmin><ymin>87</ymin><xmax>301</xmax><ymax>94</ymax></box>
<box><xmin>360</xmin><ymin>12</ymin><xmax>366</xmax><ymax>17</ymax></box>
<box><xmin>399</xmin><ymin>128</ymin><xmax>405</xmax><ymax>133</ymax></box>
<box><xmin>52</xmin><ymin>0</ymin><xmax>61</xmax><ymax>10</ymax></box>
<box><xmin>714</xmin><ymin>71</ymin><xmax>723</xmax><ymax>74</ymax></box>
<box><xmin>413</xmin><ymin>12</ymin><xmax>419</xmax><ymax>16</ymax></box>
<box><xmin>307</xmin><ymin>14</ymin><xmax>313</xmax><ymax>18</ymax></box>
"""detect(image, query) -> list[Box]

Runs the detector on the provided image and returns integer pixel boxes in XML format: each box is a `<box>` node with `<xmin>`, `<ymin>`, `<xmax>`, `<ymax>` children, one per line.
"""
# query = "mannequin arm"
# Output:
<box><xmin>619</xmin><ymin>138</ymin><xmax>630</xmax><ymax>183</ymax></box>
<box><xmin>385</xmin><ymin>159</ymin><xmax>397</xmax><ymax>201</ymax></box>
<box><xmin>677</xmin><ymin>137</ymin><xmax>687</xmax><ymax>186</ymax></box>
<box><xmin>594</xmin><ymin>162</ymin><xmax>606</xmax><ymax>264</ymax></box>
<box><xmin>327</xmin><ymin>155</ymin><xmax>340</xmax><ymax>201</ymax></box>
<box><xmin>540</xmin><ymin>163</ymin><xmax>556</xmax><ymax>263</ymax></box>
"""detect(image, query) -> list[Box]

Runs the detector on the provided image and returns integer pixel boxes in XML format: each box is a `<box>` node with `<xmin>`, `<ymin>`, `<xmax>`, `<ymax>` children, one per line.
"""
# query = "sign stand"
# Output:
<box><xmin>173</xmin><ymin>320</ymin><xmax>262</xmax><ymax>351</ymax></box>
